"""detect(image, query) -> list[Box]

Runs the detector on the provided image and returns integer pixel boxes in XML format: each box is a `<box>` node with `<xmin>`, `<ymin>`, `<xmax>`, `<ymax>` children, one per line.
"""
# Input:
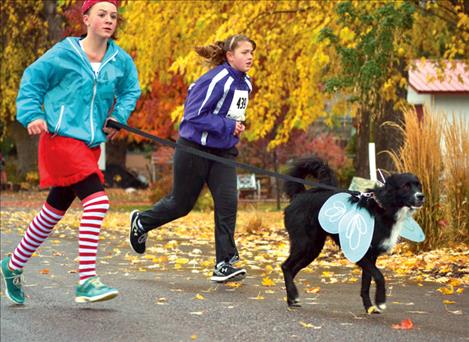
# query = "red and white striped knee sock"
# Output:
<box><xmin>78</xmin><ymin>192</ymin><xmax>109</xmax><ymax>284</ymax></box>
<box><xmin>9</xmin><ymin>203</ymin><xmax>65</xmax><ymax>270</ymax></box>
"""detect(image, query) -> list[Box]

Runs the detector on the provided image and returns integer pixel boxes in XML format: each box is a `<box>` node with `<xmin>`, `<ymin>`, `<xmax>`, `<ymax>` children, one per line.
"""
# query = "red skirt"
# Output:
<box><xmin>38</xmin><ymin>133</ymin><xmax>104</xmax><ymax>188</ymax></box>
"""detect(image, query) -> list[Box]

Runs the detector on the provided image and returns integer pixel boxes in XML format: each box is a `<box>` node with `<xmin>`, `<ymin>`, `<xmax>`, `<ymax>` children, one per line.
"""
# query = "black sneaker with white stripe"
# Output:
<box><xmin>129</xmin><ymin>210</ymin><xmax>147</xmax><ymax>254</ymax></box>
<box><xmin>210</xmin><ymin>261</ymin><xmax>246</xmax><ymax>282</ymax></box>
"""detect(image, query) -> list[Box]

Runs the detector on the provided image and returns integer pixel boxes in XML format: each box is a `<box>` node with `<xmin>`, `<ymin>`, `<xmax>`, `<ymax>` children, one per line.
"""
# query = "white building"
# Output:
<box><xmin>407</xmin><ymin>60</ymin><xmax>469</xmax><ymax>121</ymax></box>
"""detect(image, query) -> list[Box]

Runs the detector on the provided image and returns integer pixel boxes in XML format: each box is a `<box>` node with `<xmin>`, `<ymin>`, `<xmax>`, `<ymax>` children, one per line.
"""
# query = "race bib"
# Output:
<box><xmin>227</xmin><ymin>90</ymin><xmax>249</xmax><ymax>121</ymax></box>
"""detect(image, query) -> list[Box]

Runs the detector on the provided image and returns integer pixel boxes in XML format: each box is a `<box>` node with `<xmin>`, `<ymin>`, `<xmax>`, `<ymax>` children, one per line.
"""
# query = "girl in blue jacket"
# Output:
<box><xmin>129</xmin><ymin>34</ymin><xmax>255</xmax><ymax>283</ymax></box>
<box><xmin>1</xmin><ymin>0</ymin><xmax>140</xmax><ymax>304</ymax></box>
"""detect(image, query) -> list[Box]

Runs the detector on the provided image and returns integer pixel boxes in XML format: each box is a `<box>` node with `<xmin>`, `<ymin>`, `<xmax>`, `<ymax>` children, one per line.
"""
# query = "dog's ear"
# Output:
<box><xmin>382</xmin><ymin>172</ymin><xmax>402</xmax><ymax>188</ymax></box>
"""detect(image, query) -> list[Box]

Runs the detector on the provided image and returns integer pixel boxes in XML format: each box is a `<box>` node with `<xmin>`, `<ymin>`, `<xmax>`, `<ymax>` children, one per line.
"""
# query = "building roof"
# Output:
<box><xmin>408</xmin><ymin>60</ymin><xmax>469</xmax><ymax>94</ymax></box>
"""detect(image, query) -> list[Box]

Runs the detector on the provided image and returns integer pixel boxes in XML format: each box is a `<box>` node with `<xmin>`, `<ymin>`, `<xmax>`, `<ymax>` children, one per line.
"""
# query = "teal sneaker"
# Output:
<box><xmin>1</xmin><ymin>256</ymin><xmax>25</xmax><ymax>304</ymax></box>
<box><xmin>75</xmin><ymin>276</ymin><xmax>118</xmax><ymax>303</ymax></box>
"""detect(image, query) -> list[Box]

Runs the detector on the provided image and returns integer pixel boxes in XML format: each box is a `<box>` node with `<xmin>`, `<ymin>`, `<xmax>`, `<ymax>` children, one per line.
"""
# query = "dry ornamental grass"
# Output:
<box><xmin>387</xmin><ymin>107</ymin><xmax>468</xmax><ymax>249</ymax></box>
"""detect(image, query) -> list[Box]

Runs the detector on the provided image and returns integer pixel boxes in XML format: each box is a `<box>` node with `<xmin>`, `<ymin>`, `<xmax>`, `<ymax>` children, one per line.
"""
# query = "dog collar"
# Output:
<box><xmin>358</xmin><ymin>192</ymin><xmax>384</xmax><ymax>209</ymax></box>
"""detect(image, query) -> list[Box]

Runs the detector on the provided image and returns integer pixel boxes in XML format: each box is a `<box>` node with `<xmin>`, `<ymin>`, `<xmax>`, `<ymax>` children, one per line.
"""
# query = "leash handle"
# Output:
<box><xmin>105</xmin><ymin>118</ymin><xmax>121</xmax><ymax>131</ymax></box>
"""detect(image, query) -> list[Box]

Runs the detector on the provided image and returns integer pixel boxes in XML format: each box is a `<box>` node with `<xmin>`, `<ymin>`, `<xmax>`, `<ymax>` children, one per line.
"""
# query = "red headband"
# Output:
<box><xmin>82</xmin><ymin>0</ymin><xmax>119</xmax><ymax>14</ymax></box>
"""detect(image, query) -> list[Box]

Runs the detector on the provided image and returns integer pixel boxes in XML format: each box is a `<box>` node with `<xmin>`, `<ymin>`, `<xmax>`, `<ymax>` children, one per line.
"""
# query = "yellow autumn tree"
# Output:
<box><xmin>118</xmin><ymin>0</ymin><xmax>337</xmax><ymax>149</ymax></box>
<box><xmin>1</xmin><ymin>1</ymin><xmax>56</xmax><ymax>176</ymax></box>
<box><xmin>1</xmin><ymin>1</ymin><xmax>50</xmax><ymax>136</ymax></box>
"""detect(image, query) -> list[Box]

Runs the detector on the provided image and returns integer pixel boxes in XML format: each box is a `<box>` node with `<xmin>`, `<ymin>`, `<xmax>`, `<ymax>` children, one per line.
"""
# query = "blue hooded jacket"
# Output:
<box><xmin>16</xmin><ymin>37</ymin><xmax>141</xmax><ymax>147</ymax></box>
<box><xmin>179</xmin><ymin>62</ymin><xmax>252</xmax><ymax>149</ymax></box>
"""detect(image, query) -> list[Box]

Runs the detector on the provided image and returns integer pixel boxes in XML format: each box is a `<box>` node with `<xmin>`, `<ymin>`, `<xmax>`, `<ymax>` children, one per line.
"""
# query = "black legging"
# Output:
<box><xmin>139</xmin><ymin>138</ymin><xmax>239</xmax><ymax>264</ymax></box>
<box><xmin>46</xmin><ymin>173</ymin><xmax>104</xmax><ymax>211</ymax></box>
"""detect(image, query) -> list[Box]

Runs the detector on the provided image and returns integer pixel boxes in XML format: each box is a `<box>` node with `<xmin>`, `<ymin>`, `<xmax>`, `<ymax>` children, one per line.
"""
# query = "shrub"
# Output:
<box><xmin>280</xmin><ymin>132</ymin><xmax>355</xmax><ymax>188</ymax></box>
<box><xmin>192</xmin><ymin>188</ymin><xmax>214</xmax><ymax>212</ymax></box>
<box><xmin>443</xmin><ymin>114</ymin><xmax>469</xmax><ymax>244</ymax></box>
<box><xmin>388</xmin><ymin>106</ymin><xmax>468</xmax><ymax>249</ymax></box>
<box><xmin>238</xmin><ymin>210</ymin><xmax>264</xmax><ymax>234</ymax></box>
<box><xmin>148</xmin><ymin>173</ymin><xmax>173</xmax><ymax>203</ymax></box>
<box><xmin>388</xmin><ymin>107</ymin><xmax>444</xmax><ymax>250</ymax></box>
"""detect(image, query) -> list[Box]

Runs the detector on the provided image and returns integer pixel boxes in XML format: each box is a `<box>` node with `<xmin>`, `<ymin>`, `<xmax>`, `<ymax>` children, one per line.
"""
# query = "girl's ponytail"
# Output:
<box><xmin>194</xmin><ymin>41</ymin><xmax>226</xmax><ymax>68</ymax></box>
<box><xmin>195</xmin><ymin>35</ymin><xmax>256</xmax><ymax>68</ymax></box>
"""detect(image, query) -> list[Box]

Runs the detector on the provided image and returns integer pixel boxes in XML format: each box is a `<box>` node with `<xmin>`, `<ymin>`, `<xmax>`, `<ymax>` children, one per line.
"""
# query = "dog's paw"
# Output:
<box><xmin>287</xmin><ymin>298</ymin><xmax>302</xmax><ymax>308</ymax></box>
<box><xmin>366</xmin><ymin>305</ymin><xmax>382</xmax><ymax>314</ymax></box>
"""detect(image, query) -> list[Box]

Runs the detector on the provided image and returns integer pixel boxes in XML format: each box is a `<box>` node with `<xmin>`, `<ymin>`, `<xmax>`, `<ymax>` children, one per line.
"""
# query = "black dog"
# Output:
<box><xmin>281</xmin><ymin>157</ymin><xmax>424</xmax><ymax>313</ymax></box>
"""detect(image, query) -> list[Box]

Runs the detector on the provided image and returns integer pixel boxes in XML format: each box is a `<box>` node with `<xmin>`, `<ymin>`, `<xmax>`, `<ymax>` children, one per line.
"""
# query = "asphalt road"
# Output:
<box><xmin>1</xmin><ymin>217</ymin><xmax>468</xmax><ymax>342</ymax></box>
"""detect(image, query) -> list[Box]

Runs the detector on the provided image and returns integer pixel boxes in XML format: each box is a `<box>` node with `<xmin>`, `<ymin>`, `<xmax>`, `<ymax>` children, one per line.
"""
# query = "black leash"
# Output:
<box><xmin>106</xmin><ymin>120</ymin><xmax>357</xmax><ymax>194</ymax></box>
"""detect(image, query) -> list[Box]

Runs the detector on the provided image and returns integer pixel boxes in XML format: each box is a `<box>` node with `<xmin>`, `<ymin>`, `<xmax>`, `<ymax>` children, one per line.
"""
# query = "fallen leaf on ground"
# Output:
<box><xmin>299</xmin><ymin>321</ymin><xmax>321</xmax><ymax>329</ymax></box>
<box><xmin>321</xmin><ymin>277</ymin><xmax>338</xmax><ymax>284</ymax></box>
<box><xmin>437</xmin><ymin>285</ymin><xmax>454</xmax><ymax>295</ymax></box>
<box><xmin>262</xmin><ymin>277</ymin><xmax>275</xmax><ymax>286</ymax></box>
<box><xmin>249</xmin><ymin>292</ymin><xmax>265</xmax><ymax>300</ymax></box>
<box><xmin>392</xmin><ymin>319</ymin><xmax>414</xmax><ymax>330</ymax></box>
<box><xmin>175</xmin><ymin>258</ymin><xmax>190</xmax><ymax>265</ymax></box>
<box><xmin>224</xmin><ymin>282</ymin><xmax>241</xmax><ymax>288</ymax></box>
<box><xmin>194</xmin><ymin>293</ymin><xmax>205</xmax><ymax>300</ymax></box>
<box><xmin>305</xmin><ymin>286</ymin><xmax>320</xmax><ymax>294</ymax></box>
<box><xmin>448</xmin><ymin>278</ymin><xmax>462</xmax><ymax>287</ymax></box>
<box><xmin>156</xmin><ymin>297</ymin><xmax>167</xmax><ymax>305</ymax></box>
<box><xmin>39</xmin><ymin>269</ymin><xmax>49</xmax><ymax>275</ymax></box>
<box><xmin>443</xmin><ymin>300</ymin><xmax>456</xmax><ymax>304</ymax></box>
<box><xmin>264</xmin><ymin>265</ymin><xmax>274</xmax><ymax>274</ymax></box>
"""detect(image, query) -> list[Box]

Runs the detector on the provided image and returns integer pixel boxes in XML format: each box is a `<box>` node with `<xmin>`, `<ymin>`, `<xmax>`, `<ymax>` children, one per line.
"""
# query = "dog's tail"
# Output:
<box><xmin>284</xmin><ymin>157</ymin><xmax>338</xmax><ymax>200</ymax></box>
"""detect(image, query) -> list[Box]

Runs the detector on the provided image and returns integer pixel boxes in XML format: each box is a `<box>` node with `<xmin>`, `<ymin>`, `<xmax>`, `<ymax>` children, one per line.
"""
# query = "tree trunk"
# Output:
<box><xmin>354</xmin><ymin>107</ymin><xmax>371</xmax><ymax>178</ymax></box>
<box><xmin>105</xmin><ymin>139</ymin><xmax>127</xmax><ymax>167</ymax></box>
<box><xmin>375</xmin><ymin>102</ymin><xmax>404</xmax><ymax>173</ymax></box>
<box><xmin>8</xmin><ymin>1</ymin><xmax>62</xmax><ymax>178</ymax></box>
<box><xmin>43</xmin><ymin>0</ymin><xmax>63</xmax><ymax>41</ymax></box>
<box><xmin>273</xmin><ymin>150</ymin><xmax>281</xmax><ymax>210</ymax></box>
<box><xmin>9</xmin><ymin>122</ymin><xmax>38</xmax><ymax>176</ymax></box>
<box><xmin>375</xmin><ymin>59</ymin><xmax>407</xmax><ymax>174</ymax></box>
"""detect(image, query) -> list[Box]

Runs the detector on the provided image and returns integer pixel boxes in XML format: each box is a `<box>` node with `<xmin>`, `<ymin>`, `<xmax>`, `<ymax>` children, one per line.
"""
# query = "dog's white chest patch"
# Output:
<box><xmin>380</xmin><ymin>207</ymin><xmax>410</xmax><ymax>251</ymax></box>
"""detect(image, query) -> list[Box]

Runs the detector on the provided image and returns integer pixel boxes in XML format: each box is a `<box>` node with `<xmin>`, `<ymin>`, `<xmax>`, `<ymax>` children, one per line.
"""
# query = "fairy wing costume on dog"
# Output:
<box><xmin>318</xmin><ymin>193</ymin><xmax>425</xmax><ymax>263</ymax></box>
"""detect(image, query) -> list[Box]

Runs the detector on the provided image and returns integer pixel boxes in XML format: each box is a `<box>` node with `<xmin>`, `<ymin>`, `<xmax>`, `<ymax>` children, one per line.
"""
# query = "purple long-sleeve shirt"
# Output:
<box><xmin>179</xmin><ymin>62</ymin><xmax>252</xmax><ymax>149</ymax></box>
